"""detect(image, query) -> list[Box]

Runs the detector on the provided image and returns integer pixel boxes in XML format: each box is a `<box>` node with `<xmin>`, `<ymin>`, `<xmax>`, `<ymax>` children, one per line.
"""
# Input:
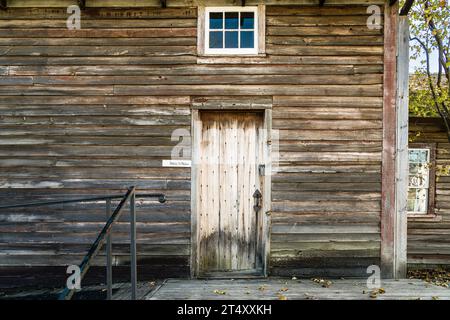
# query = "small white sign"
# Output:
<box><xmin>162</xmin><ymin>160</ymin><xmax>192</xmax><ymax>167</ymax></box>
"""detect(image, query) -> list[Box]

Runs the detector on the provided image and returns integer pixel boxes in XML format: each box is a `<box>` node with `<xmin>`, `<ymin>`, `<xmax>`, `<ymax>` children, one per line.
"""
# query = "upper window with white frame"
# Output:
<box><xmin>204</xmin><ymin>7</ymin><xmax>259</xmax><ymax>55</ymax></box>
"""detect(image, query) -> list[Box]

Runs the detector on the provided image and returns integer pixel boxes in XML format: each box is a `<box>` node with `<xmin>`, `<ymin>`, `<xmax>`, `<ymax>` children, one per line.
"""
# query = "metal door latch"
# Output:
<box><xmin>253</xmin><ymin>189</ymin><xmax>262</xmax><ymax>212</ymax></box>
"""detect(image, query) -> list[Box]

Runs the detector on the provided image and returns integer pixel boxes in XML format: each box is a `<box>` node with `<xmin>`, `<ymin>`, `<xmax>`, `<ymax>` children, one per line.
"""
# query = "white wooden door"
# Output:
<box><xmin>196</xmin><ymin>111</ymin><xmax>265</xmax><ymax>276</ymax></box>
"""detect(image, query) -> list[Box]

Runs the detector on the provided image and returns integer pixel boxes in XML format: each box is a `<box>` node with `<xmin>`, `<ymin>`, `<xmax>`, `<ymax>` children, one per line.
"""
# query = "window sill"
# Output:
<box><xmin>199</xmin><ymin>53</ymin><xmax>266</xmax><ymax>57</ymax></box>
<box><xmin>197</xmin><ymin>53</ymin><xmax>267</xmax><ymax>64</ymax></box>
<box><xmin>408</xmin><ymin>214</ymin><xmax>442</xmax><ymax>222</ymax></box>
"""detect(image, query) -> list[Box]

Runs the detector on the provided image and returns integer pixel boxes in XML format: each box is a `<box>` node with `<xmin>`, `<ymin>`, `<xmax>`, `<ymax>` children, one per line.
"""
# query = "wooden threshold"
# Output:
<box><xmin>198</xmin><ymin>269</ymin><xmax>264</xmax><ymax>279</ymax></box>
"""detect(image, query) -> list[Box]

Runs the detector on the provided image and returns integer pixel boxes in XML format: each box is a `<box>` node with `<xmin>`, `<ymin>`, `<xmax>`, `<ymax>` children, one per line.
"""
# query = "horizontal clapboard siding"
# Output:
<box><xmin>0</xmin><ymin>7</ymin><xmax>195</xmax><ymax>275</ymax></box>
<box><xmin>0</xmin><ymin>4</ymin><xmax>384</xmax><ymax>278</ymax></box>
<box><xmin>408</xmin><ymin>118</ymin><xmax>450</xmax><ymax>267</ymax></box>
<box><xmin>268</xmin><ymin>5</ymin><xmax>383</xmax><ymax>277</ymax></box>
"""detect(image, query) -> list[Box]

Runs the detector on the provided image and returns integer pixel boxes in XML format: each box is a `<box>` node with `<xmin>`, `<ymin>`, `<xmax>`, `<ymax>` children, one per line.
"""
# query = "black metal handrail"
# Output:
<box><xmin>0</xmin><ymin>186</ymin><xmax>166</xmax><ymax>300</ymax></box>
<box><xmin>0</xmin><ymin>193</ymin><xmax>166</xmax><ymax>210</ymax></box>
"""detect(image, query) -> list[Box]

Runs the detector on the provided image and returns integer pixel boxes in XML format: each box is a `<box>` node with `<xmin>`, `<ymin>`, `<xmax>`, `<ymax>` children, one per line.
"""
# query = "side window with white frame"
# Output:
<box><xmin>198</xmin><ymin>6</ymin><xmax>265</xmax><ymax>56</ymax></box>
<box><xmin>407</xmin><ymin>145</ymin><xmax>436</xmax><ymax>217</ymax></box>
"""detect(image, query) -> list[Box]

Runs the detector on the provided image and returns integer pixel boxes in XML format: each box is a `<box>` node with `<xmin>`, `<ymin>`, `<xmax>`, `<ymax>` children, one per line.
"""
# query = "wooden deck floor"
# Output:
<box><xmin>2</xmin><ymin>278</ymin><xmax>449</xmax><ymax>300</ymax></box>
<box><xmin>112</xmin><ymin>281</ymin><xmax>161</xmax><ymax>300</ymax></box>
<box><xmin>146</xmin><ymin>278</ymin><xmax>450</xmax><ymax>300</ymax></box>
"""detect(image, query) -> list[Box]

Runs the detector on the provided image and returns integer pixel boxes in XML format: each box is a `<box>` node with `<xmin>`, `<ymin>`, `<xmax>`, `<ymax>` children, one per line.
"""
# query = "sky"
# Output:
<box><xmin>409</xmin><ymin>49</ymin><xmax>440</xmax><ymax>73</ymax></box>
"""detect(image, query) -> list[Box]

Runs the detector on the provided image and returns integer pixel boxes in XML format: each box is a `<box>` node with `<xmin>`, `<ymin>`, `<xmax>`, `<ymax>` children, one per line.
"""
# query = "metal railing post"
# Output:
<box><xmin>130</xmin><ymin>190</ymin><xmax>137</xmax><ymax>300</ymax></box>
<box><xmin>106</xmin><ymin>199</ymin><xmax>113</xmax><ymax>300</ymax></box>
<box><xmin>58</xmin><ymin>187</ymin><xmax>136</xmax><ymax>300</ymax></box>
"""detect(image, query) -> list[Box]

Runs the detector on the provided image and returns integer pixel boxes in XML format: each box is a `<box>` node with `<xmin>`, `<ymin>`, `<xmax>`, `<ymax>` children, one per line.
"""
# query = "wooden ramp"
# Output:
<box><xmin>146</xmin><ymin>278</ymin><xmax>450</xmax><ymax>300</ymax></box>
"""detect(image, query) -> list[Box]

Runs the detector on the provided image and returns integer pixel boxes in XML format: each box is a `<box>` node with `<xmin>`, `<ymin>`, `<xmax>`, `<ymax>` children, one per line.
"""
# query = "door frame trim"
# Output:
<box><xmin>190</xmin><ymin>109</ymin><xmax>272</xmax><ymax>278</ymax></box>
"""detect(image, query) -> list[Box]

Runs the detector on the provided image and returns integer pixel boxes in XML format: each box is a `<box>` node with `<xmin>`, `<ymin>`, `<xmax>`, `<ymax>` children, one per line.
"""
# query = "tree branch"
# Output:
<box><xmin>411</xmin><ymin>35</ymin><xmax>450</xmax><ymax>141</ymax></box>
<box><xmin>400</xmin><ymin>0</ymin><xmax>415</xmax><ymax>16</ymax></box>
<box><xmin>424</xmin><ymin>1</ymin><xmax>450</xmax><ymax>84</ymax></box>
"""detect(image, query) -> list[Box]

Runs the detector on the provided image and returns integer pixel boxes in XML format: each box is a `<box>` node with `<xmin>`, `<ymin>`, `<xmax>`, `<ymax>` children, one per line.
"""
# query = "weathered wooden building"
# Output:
<box><xmin>408</xmin><ymin>117</ymin><xmax>450</xmax><ymax>269</ymax></box>
<box><xmin>0</xmin><ymin>0</ymin><xmax>416</xmax><ymax>287</ymax></box>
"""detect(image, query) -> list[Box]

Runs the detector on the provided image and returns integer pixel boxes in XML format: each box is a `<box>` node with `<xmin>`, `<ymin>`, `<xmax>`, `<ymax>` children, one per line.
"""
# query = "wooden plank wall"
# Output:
<box><xmin>0</xmin><ymin>3</ymin><xmax>385</xmax><ymax>279</ymax></box>
<box><xmin>268</xmin><ymin>5</ymin><xmax>384</xmax><ymax>277</ymax></box>
<box><xmin>408</xmin><ymin>117</ymin><xmax>450</xmax><ymax>268</ymax></box>
<box><xmin>0</xmin><ymin>7</ymin><xmax>196</xmax><ymax>277</ymax></box>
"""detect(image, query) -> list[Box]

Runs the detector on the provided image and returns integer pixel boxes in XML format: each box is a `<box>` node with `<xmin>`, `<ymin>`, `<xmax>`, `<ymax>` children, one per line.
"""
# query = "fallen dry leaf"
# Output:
<box><xmin>213</xmin><ymin>289</ymin><xmax>226</xmax><ymax>295</ymax></box>
<box><xmin>368</xmin><ymin>288</ymin><xmax>386</xmax><ymax>299</ymax></box>
<box><xmin>311</xmin><ymin>278</ymin><xmax>332</xmax><ymax>288</ymax></box>
<box><xmin>277</xmin><ymin>294</ymin><xmax>288</xmax><ymax>300</ymax></box>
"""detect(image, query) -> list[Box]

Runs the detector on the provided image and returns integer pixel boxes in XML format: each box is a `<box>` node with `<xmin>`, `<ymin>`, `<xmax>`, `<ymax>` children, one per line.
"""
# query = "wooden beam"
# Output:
<box><xmin>0</xmin><ymin>0</ymin><xmax>7</xmax><ymax>10</ymax></box>
<box><xmin>77</xmin><ymin>0</ymin><xmax>85</xmax><ymax>10</ymax></box>
<box><xmin>400</xmin><ymin>0</ymin><xmax>414</xmax><ymax>16</ymax></box>
<box><xmin>160</xmin><ymin>0</ymin><xmax>167</xmax><ymax>8</ymax></box>
<box><xmin>190</xmin><ymin>109</ymin><xmax>200</xmax><ymax>278</ymax></box>
<box><xmin>381</xmin><ymin>0</ymin><xmax>399</xmax><ymax>279</ymax></box>
<box><xmin>395</xmin><ymin>16</ymin><xmax>410</xmax><ymax>279</ymax></box>
<box><xmin>319</xmin><ymin>0</ymin><xmax>326</xmax><ymax>6</ymax></box>
<box><xmin>262</xmin><ymin>108</ymin><xmax>272</xmax><ymax>278</ymax></box>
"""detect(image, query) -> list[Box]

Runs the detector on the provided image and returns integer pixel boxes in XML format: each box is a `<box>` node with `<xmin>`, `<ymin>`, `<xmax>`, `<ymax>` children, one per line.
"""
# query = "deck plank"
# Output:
<box><xmin>146</xmin><ymin>278</ymin><xmax>450</xmax><ymax>300</ymax></box>
<box><xmin>113</xmin><ymin>281</ymin><xmax>158</xmax><ymax>300</ymax></box>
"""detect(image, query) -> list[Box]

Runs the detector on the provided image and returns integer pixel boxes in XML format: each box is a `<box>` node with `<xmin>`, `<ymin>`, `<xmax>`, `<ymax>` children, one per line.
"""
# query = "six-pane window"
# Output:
<box><xmin>408</xmin><ymin>148</ymin><xmax>430</xmax><ymax>214</ymax></box>
<box><xmin>205</xmin><ymin>7</ymin><xmax>258</xmax><ymax>54</ymax></box>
